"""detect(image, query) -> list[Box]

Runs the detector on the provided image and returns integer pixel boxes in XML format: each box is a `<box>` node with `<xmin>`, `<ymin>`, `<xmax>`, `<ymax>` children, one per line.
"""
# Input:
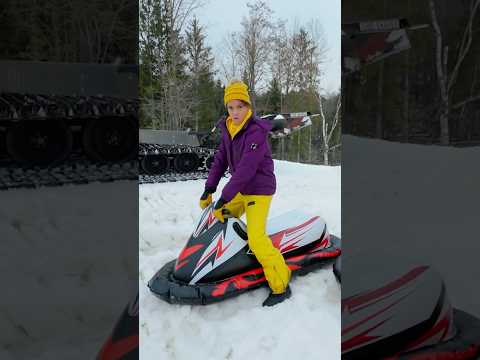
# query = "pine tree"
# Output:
<box><xmin>185</xmin><ymin>17</ymin><xmax>216</xmax><ymax>131</ymax></box>
<box><xmin>264</xmin><ymin>78</ymin><xmax>282</xmax><ymax>113</ymax></box>
<box><xmin>140</xmin><ymin>0</ymin><xmax>191</xmax><ymax>129</ymax></box>
<box><xmin>292</xmin><ymin>28</ymin><xmax>321</xmax><ymax>92</ymax></box>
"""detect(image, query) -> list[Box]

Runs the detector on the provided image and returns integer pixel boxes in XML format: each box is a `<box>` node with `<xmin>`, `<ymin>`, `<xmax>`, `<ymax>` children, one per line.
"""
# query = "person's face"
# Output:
<box><xmin>227</xmin><ymin>100</ymin><xmax>249</xmax><ymax>124</ymax></box>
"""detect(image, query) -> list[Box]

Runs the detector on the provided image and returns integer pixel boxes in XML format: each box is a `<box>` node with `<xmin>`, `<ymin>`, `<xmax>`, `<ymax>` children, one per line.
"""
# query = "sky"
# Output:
<box><xmin>194</xmin><ymin>0</ymin><xmax>341</xmax><ymax>93</ymax></box>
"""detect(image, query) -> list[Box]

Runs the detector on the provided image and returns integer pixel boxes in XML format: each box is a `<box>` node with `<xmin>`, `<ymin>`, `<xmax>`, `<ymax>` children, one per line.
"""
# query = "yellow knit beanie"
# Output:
<box><xmin>224</xmin><ymin>80</ymin><xmax>251</xmax><ymax>106</ymax></box>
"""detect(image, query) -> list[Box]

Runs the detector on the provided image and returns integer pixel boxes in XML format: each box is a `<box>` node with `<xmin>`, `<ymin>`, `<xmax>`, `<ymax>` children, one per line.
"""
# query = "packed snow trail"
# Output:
<box><xmin>139</xmin><ymin>160</ymin><xmax>341</xmax><ymax>360</ymax></box>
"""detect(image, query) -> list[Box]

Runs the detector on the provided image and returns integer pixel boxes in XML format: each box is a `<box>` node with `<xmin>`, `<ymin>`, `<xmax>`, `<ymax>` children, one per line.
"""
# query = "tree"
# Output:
<box><xmin>315</xmin><ymin>92</ymin><xmax>341</xmax><ymax>165</ymax></box>
<box><xmin>292</xmin><ymin>28</ymin><xmax>318</xmax><ymax>91</ymax></box>
<box><xmin>185</xmin><ymin>17</ymin><xmax>213</xmax><ymax>76</ymax></box>
<box><xmin>218</xmin><ymin>32</ymin><xmax>241</xmax><ymax>82</ymax></box>
<box><xmin>236</xmin><ymin>0</ymin><xmax>274</xmax><ymax>106</ymax></box>
<box><xmin>429</xmin><ymin>0</ymin><xmax>480</xmax><ymax>144</ymax></box>
<box><xmin>139</xmin><ymin>0</ymin><xmax>203</xmax><ymax>129</ymax></box>
<box><xmin>139</xmin><ymin>0</ymin><xmax>162</xmax><ymax>84</ymax></box>
<box><xmin>267</xmin><ymin>20</ymin><xmax>289</xmax><ymax>111</ymax></box>
<box><xmin>185</xmin><ymin>16</ymin><xmax>216</xmax><ymax>130</ymax></box>
<box><xmin>2</xmin><ymin>0</ymin><xmax>136</xmax><ymax>63</ymax></box>
<box><xmin>284</xmin><ymin>22</ymin><xmax>327</xmax><ymax>112</ymax></box>
<box><xmin>264</xmin><ymin>78</ymin><xmax>282</xmax><ymax>113</ymax></box>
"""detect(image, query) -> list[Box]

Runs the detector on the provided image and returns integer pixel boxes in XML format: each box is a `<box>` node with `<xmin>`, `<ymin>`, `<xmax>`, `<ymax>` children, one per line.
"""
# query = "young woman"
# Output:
<box><xmin>199</xmin><ymin>80</ymin><xmax>291</xmax><ymax>306</ymax></box>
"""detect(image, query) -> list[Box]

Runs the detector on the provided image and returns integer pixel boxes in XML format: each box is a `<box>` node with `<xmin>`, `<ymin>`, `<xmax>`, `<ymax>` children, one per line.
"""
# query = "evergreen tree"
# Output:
<box><xmin>140</xmin><ymin>0</ymin><xmax>190</xmax><ymax>129</ymax></box>
<box><xmin>185</xmin><ymin>17</ymin><xmax>216</xmax><ymax>131</ymax></box>
<box><xmin>264</xmin><ymin>78</ymin><xmax>282</xmax><ymax>113</ymax></box>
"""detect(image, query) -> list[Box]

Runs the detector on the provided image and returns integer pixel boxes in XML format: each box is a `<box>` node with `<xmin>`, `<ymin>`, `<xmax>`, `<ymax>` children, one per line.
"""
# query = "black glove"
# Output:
<box><xmin>200</xmin><ymin>189</ymin><xmax>211</xmax><ymax>200</ymax></box>
<box><xmin>214</xmin><ymin>198</ymin><xmax>227</xmax><ymax>210</ymax></box>
<box><xmin>213</xmin><ymin>198</ymin><xmax>228</xmax><ymax>222</ymax></box>
<box><xmin>199</xmin><ymin>187</ymin><xmax>216</xmax><ymax>209</ymax></box>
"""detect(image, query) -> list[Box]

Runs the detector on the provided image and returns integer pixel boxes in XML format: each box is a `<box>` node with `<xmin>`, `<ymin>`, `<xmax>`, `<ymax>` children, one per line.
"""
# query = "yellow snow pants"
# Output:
<box><xmin>224</xmin><ymin>193</ymin><xmax>291</xmax><ymax>294</ymax></box>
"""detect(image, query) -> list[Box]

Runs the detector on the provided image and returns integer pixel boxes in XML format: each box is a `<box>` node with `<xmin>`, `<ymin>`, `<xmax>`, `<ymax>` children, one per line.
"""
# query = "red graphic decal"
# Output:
<box><xmin>270</xmin><ymin>216</ymin><xmax>320</xmax><ymax>251</ymax></box>
<box><xmin>343</xmin><ymin>294</ymin><xmax>410</xmax><ymax>335</ymax></box>
<box><xmin>342</xmin><ymin>266</ymin><xmax>428</xmax><ymax>313</ymax></box>
<box><xmin>342</xmin><ymin>319</ymin><xmax>389</xmax><ymax>352</ymax></box>
<box><xmin>207</xmin><ymin>211</ymin><xmax>217</xmax><ymax>226</ymax></box>
<box><xmin>97</xmin><ymin>335</ymin><xmax>139</xmax><ymax>360</ymax></box>
<box><xmin>307</xmin><ymin>239</ymin><xmax>326</xmax><ymax>253</ymax></box>
<box><xmin>194</xmin><ymin>211</ymin><xmax>217</xmax><ymax>237</ymax></box>
<box><xmin>270</xmin><ymin>232</ymin><xmax>285</xmax><ymax>249</ymax></box>
<box><xmin>175</xmin><ymin>244</ymin><xmax>203</xmax><ymax>270</ymax></box>
<box><xmin>196</xmin><ymin>233</ymin><xmax>231</xmax><ymax>270</ymax></box>
<box><xmin>310</xmin><ymin>249</ymin><xmax>341</xmax><ymax>259</ymax></box>
<box><xmin>211</xmin><ymin>246</ymin><xmax>341</xmax><ymax>297</ymax></box>
<box><xmin>178</xmin><ymin>244</ymin><xmax>204</xmax><ymax>262</ymax></box>
<box><xmin>280</xmin><ymin>230</ymin><xmax>310</xmax><ymax>253</ymax></box>
<box><xmin>308</xmin><ymin>235</ymin><xmax>330</xmax><ymax>253</ymax></box>
<box><xmin>212</xmin><ymin>268</ymin><xmax>265</xmax><ymax>297</ymax></box>
<box><xmin>175</xmin><ymin>244</ymin><xmax>204</xmax><ymax>270</ymax></box>
<box><xmin>386</xmin><ymin>345</ymin><xmax>480</xmax><ymax>360</ymax></box>
<box><xmin>398</xmin><ymin>310</ymin><xmax>452</xmax><ymax>354</ymax></box>
<box><xmin>175</xmin><ymin>259</ymin><xmax>189</xmax><ymax>271</ymax></box>
<box><xmin>286</xmin><ymin>248</ymin><xmax>341</xmax><ymax>267</ymax></box>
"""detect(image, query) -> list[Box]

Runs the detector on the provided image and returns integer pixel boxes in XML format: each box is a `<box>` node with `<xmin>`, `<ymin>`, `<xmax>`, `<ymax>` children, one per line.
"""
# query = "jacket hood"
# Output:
<box><xmin>253</xmin><ymin>117</ymin><xmax>273</xmax><ymax>132</ymax></box>
<box><xmin>216</xmin><ymin>113</ymin><xmax>272</xmax><ymax>133</ymax></box>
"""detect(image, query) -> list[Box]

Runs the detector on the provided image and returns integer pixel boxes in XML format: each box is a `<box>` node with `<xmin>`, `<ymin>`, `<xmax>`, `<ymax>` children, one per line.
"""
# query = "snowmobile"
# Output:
<box><xmin>339</xmin><ymin>255</ymin><xmax>480</xmax><ymax>359</ymax></box>
<box><xmin>96</xmin><ymin>293</ymin><xmax>139</xmax><ymax>360</ymax></box>
<box><xmin>148</xmin><ymin>204</ymin><xmax>341</xmax><ymax>305</ymax></box>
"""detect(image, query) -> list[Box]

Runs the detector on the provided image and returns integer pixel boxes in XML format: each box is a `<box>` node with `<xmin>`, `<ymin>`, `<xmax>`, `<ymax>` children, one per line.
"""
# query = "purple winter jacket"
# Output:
<box><xmin>205</xmin><ymin>114</ymin><xmax>276</xmax><ymax>203</ymax></box>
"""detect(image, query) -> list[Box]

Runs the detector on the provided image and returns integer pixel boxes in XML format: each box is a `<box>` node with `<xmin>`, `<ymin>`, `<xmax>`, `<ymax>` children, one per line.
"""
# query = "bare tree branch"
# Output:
<box><xmin>218</xmin><ymin>33</ymin><xmax>240</xmax><ymax>82</ymax></box>
<box><xmin>429</xmin><ymin>0</ymin><xmax>480</xmax><ymax>144</ymax></box>
<box><xmin>448</xmin><ymin>0</ymin><xmax>480</xmax><ymax>92</ymax></box>
<box><xmin>430</xmin><ymin>0</ymin><xmax>448</xmax><ymax>102</ymax></box>
<box><xmin>326</xmin><ymin>97</ymin><xmax>341</xmax><ymax>144</ymax></box>
<box><xmin>452</xmin><ymin>94</ymin><xmax>480</xmax><ymax>109</ymax></box>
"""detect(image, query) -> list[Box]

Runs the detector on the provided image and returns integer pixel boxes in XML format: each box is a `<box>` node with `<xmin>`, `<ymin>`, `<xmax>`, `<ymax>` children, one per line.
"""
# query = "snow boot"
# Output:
<box><xmin>262</xmin><ymin>286</ymin><xmax>292</xmax><ymax>307</ymax></box>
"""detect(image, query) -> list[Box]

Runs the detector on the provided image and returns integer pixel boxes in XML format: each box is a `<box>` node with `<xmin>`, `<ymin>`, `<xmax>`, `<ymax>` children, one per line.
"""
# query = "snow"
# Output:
<box><xmin>342</xmin><ymin>135</ymin><xmax>480</xmax><ymax>318</ymax></box>
<box><xmin>139</xmin><ymin>160</ymin><xmax>341</xmax><ymax>360</ymax></box>
<box><xmin>0</xmin><ymin>181</ymin><xmax>138</xmax><ymax>359</ymax></box>
<box><xmin>3</xmin><ymin>134</ymin><xmax>478</xmax><ymax>358</ymax></box>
